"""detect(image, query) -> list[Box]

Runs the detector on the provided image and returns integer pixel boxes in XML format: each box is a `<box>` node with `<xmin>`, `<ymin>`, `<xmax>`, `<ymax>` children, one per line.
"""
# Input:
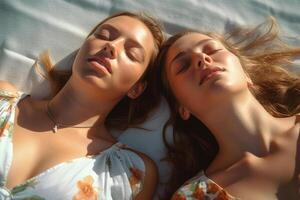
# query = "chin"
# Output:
<box><xmin>207</xmin><ymin>79</ymin><xmax>229</xmax><ymax>91</ymax></box>
<box><xmin>81</xmin><ymin>74</ymin><xmax>110</xmax><ymax>90</ymax></box>
<box><xmin>205</xmin><ymin>79</ymin><xmax>246</xmax><ymax>97</ymax></box>
<box><xmin>223</xmin><ymin>82</ymin><xmax>250</xmax><ymax>97</ymax></box>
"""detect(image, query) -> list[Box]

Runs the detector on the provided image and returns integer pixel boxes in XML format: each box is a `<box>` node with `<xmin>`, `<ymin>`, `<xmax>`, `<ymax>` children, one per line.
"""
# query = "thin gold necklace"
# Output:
<box><xmin>46</xmin><ymin>101</ymin><xmax>100</xmax><ymax>133</ymax></box>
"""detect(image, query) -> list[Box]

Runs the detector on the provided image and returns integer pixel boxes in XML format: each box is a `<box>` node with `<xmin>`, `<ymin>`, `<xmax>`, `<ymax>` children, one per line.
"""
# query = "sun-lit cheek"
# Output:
<box><xmin>83</xmin><ymin>38</ymin><xmax>102</xmax><ymax>52</ymax></box>
<box><xmin>226</xmin><ymin>52</ymin><xmax>240</xmax><ymax>63</ymax></box>
<box><xmin>73</xmin><ymin>49</ymin><xmax>87</xmax><ymax>70</ymax></box>
<box><xmin>119</xmin><ymin>64</ymin><xmax>144</xmax><ymax>86</ymax></box>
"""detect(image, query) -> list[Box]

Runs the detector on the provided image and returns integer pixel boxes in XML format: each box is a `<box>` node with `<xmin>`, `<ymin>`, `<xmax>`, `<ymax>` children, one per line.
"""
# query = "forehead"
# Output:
<box><xmin>102</xmin><ymin>16</ymin><xmax>155</xmax><ymax>54</ymax></box>
<box><xmin>103</xmin><ymin>15</ymin><xmax>147</xmax><ymax>32</ymax></box>
<box><xmin>167</xmin><ymin>33</ymin><xmax>213</xmax><ymax>63</ymax></box>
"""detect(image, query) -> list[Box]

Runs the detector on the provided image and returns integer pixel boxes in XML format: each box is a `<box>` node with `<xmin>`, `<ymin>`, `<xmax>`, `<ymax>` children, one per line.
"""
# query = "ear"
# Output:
<box><xmin>127</xmin><ymin>81</ymin><xmax>147</xmax><ymax>99</ymax></box>
<box><xmin>178</xmin><ymin>106</ymin><xmax>191</xmax><ymax>120</ymax></box>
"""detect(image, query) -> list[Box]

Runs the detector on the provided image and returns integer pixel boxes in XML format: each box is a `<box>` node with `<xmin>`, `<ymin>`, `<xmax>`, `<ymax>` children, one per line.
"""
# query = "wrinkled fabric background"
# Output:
<box><xmin>0</xmin><ymin>1</ymin><xmax>299</xmax><ymax>198</ymax></box>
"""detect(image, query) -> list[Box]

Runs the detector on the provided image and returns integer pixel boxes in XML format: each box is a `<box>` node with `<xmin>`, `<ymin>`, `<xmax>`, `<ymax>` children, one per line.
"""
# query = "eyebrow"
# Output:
<box><xmin>100</xmin><ymin>24</ymin><xmax>146</xmax><ymax>62</ymax></box>
<box><xmin>99</xmin><ymin>24</ymin><xmax>119</xmax><ymax>33</ymax></box>
<box><xmin>170</xmin><ymin>38</ymin><xmax>214</xmax><ymax>66</ymax></box>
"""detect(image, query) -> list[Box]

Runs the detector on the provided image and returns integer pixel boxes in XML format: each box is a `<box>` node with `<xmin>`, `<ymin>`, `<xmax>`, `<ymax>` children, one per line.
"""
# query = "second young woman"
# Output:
<box><xmin>158</xmin><ymin>18</ymin><xmax>300</xmax><ymax>199</ymax></box>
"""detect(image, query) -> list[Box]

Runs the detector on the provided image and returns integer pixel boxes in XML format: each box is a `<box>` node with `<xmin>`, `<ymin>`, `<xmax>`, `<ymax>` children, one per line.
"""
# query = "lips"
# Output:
<box><xmin>199</xmin><ymin>67</ymin><xmax>224</xmax><ymax>85</ymax></box>
<box><xmin>87</xmin><ymin>56</ymin><xmax>112</xmax><ymax>74</ymax></box>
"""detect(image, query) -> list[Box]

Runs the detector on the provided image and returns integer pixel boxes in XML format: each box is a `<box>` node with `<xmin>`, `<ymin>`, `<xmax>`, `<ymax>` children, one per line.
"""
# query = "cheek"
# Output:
<box><xmin>221</xmin><ymin>53</ymin><xmax>244</xmax><ymax>76</ymax></box>
<box><xmin>116</xmin><ymin>61</ymin><xmax>146</xmax><ymax>87</ymax></box>
<box><xmin>231</xmin><ymin>58</ymin><xmax>247</xmax><ymax>80</ymax></box>
<box><xmin>220</xmin><ymin>53</ymin><xmax>250</xmax><ymax>91</ymax></box>
<box><xmin>72</xmin><ymin>49</ymin><xmax>86</xmax><ymax>73</ymax></box>
<box><xmin>170</xmin><ymin>76</ymin><xmax>196</xmax><ymax>105</ymax></box>
<box><xmin>73</xmin><ymin>40</ymin><xmax>95</xmax><ymax>67</ymax></box>
<box><xmin>80</xmin><ymin>37</ymin><xmax>104</xmax><ymax>57</ymax></box>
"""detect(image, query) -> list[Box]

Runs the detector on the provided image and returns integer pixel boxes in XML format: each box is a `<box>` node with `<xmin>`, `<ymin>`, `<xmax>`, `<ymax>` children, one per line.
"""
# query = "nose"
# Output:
<box><xmin>102</xmin><ymin>43</ymin><xmax>116</xmax><ymax>59</ymax></box>
<box><xmin>194</xmin><ymin>52</ymin><xmax>213</xmax><ymax>69</ymax></box>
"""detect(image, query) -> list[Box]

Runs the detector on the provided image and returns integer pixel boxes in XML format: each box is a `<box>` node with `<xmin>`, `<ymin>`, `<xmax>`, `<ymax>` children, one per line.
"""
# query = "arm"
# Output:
<box><xmin>134</xmin><ymin>152</ymin><xmax>158</xmax><ymax>200</ymax></box>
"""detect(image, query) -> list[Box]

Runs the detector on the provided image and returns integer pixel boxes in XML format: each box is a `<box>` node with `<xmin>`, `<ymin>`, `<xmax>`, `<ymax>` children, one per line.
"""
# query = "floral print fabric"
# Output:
<box><xmin>0</xmin><ymin>90</ymin><xmax>145</xmax><ymax>200</ymax></box>
<box><xmin>172</xmin><ymin>171</ymin><xmax>240</xmax><ymax>200</ymax></box>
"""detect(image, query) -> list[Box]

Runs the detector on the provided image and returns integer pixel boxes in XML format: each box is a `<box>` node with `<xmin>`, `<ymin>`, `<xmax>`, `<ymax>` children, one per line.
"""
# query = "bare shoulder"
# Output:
<box><xmin>0</xmin><ymin>80</ymin><xmax>18</xmax><ymax>93</ymax></box>
<box><xmin>123</xmin><ymin>147</ymin><xmax>157</xmax><ymax>175</ymax></box>
<box><xmin>135</xmin><ymin>151</ymin><xmax>158</xmax><ymax>200</ymax></box>
<box><xmin>123</xmin><ymin>147</ymin><xmax>158</xmax><ymax>200</ymax></box>
<box><xmin>136</xmin><ymin>150</ymin><xmax>157</xmax><ymax>172</ymax></box>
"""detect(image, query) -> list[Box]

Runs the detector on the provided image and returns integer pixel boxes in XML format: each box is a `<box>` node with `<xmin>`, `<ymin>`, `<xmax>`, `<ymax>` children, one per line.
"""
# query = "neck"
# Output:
<box><xmin>195</xmin><ymin>90</ymin><xmax>293</xmax><ymax>172</ymax></box>
<box><xmin>48</xmin><ymin>79</ymin><xmax>119</xmax><ymax>133</ymax></box>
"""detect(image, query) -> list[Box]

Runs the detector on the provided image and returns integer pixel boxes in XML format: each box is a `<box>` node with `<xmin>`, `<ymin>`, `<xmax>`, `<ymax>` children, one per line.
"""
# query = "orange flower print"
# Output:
<box><xmin>0</xmin><ymin>127</ymin><xmax>4</xmax><ymax>137</ymax></box>
<box><xmin>207</xmin><ymin>182</ymin><xmax>221</xmax><ymax>194</ymax></box>
<box><xmin>1</xmin><ymin>123</ymin><xmax>13</xmax><ymax>138</ymax></box>
<box><xmin>172</xmin><ymin>192</ymin><xmax>187</xmax><ymax>200</ymax></box>
<box><xmin>192</xmin><ymin>186</ymin><xmax>205</xmax><ymax>199</ymax></box>
<box><xmin>73</xmin><ymin>176</ymin><xmax>98</xmax><ymax>200</ymax></box>
<box><xmin>129</xmin><ymin>167</ymin><xmax>144</xmax><ymax>185</ymax></box>
<box><xmin>129</xmin><ymin>167</ymin><xmax>144</xmax><ymax>195</ymax></box>
<box><xmin>216</xmin><ymin>190</ymin><xmax>230</xmax><ymax>200</ymax></box>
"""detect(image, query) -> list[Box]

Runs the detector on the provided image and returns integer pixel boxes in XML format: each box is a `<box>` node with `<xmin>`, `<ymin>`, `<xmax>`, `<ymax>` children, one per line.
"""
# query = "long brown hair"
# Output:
<box><xmin>156</xmin><ymin>17</ymin><xmax>300</xmax><ymax>198</ymax></box>
<box><xmin>38</xmin><ymin>11</ymin><xmax>164</xmax><ymax>130</ymax></box>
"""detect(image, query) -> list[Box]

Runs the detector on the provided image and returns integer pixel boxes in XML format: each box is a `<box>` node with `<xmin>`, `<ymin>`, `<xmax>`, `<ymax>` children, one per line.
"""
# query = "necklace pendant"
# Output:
<box><xmin>53</xmin><ymin>125</ymin><xmax>58</xmax><ymax>133</ymax></box>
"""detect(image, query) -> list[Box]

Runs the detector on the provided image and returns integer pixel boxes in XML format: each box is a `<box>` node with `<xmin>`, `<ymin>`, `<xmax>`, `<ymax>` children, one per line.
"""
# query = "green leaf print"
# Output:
<box><xmin>189</xmin><ymin>182</ymin><xmax>198</xmax><ymax>191</ymax></box>
<box><xmin>0</xmin><ymin>116</ymin><xmax>7</xmax><ymax>129</ymax></box>
<box><xmin>10</xmin><ymin>180</ymin><xmax>45</xmax><ymax>200</ymax></box>
<box><xmin>11</xmin><ymin>179</ymin><xmax>38</xmax><ymax>194</ymax></box>
<box><xmin>23</xmin><ymin>195</ymin><xmax>46</xmax><ymax>200</ymax></box>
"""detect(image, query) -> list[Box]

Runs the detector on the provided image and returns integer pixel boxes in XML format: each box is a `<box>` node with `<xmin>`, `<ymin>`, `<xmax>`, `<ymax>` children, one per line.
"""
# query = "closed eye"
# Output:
<box><xmin>94</xmin><ymin>29</ymin><xmax>111</xmax><ymax>40</ymax></box>
<box><xmin>125</xmin><ymin>47</ymin><xmax>143</xmax><ymax>63</ymax></box>
<box><xmin>126</xmin><ymin>49</ymin><xmax>138</xmax><ymax>62</ymax></box>
<box><xmin>125</xmin><ymin>41</ymin><xmax>145</xmax><ymax>63</ymax></box>
<box><xmin>94</xmin><ymin>24</ymin><xmax>119</xmax><ymax>40</ymax></box>
<box><xmin>202</xmin><ymin>42</ymin><xmax>223</xmax><ymax>55</ymax></box>
<box><xmin>177</xmin><ymin>64</ymin><xmax>189</xmax><ymax>74</ymax></box>
<box><xmin>208</xmin><ymin>48</ymin><xmax>222</xmax><ymax>55</ymax></box>
<box><xmin>176</xmin><ymin>59</ymin><xmax>190</xmax><ymax>74</ymax></box>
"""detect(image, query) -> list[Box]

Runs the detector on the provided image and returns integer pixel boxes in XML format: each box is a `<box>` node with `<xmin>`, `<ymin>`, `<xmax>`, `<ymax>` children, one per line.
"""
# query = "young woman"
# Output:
<box><xmin>0</xmin><ymin>12</ymin><xmax>164</xmax><ymax>200</ymax></box>
<box><xmin>157</xmin><ymin>18</ymin><xmax>300</xmax><ymax>199</ymax></box>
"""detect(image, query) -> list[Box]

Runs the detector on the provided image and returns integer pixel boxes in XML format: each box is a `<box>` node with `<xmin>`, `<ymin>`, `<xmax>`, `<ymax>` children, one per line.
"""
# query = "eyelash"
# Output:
<box><xmin>125</xmin><ymin>50</ymin><xmax>137</xmax><ymax>61</ymax></box>
<box><xmin>177</xmin><ymin>65</ymin><xmax>188</xmax><ymax>74</ymax></box>
<box><xmin>94</xmin><ymin>29</ymin><xmax>111</xmax><ymax>40</ymax></box>
<box><xmin>203</xmin><ymin>45</ymin><xmax>222</xmax><ymax>54</ymax></box>
<box><xmin>207</xmin><ymin>49</ymin><xmax>222</xmax><ymax>55</ymax></box>
<box><xmin>96</xmin><ymin>34</ymin><xmax>110</xmax><ymax>41</ymax></box>
<box><xmin>177</xmin><ymin>61</ymin><xmax>190</xmax><ymax>74</ymax></box>
<box><xmin>125</xmin><ymin>47</ymin><xmax>142</xmax><ymax>62</ymax></box>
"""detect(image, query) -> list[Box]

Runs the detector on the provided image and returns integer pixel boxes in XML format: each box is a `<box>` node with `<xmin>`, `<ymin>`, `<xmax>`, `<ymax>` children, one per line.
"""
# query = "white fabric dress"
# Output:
<box><xmin>0</xmin><ymin>90</ymin><xmax>145</xmax><ymax>200</ymax></box>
